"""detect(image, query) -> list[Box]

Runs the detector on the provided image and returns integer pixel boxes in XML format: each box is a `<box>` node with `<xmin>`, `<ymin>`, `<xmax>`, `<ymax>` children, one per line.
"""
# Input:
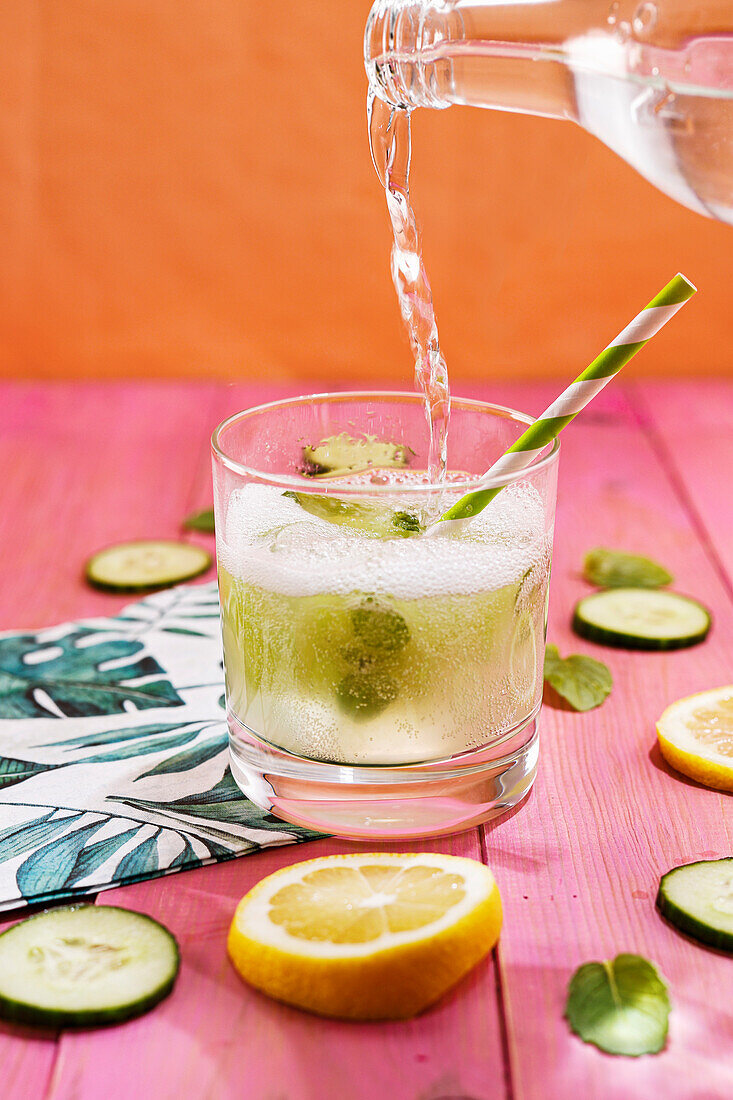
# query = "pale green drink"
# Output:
<box><xmin>219</xmin><ymin>474</ymin><xmax>550</xmax><ymax>767</ymax></box>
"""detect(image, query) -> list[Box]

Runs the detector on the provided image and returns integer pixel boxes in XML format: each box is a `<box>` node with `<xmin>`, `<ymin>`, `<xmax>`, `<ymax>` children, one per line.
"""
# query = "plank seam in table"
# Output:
<box><xmin>630</xmin><ymin>383</ymin><xmax>733</xmax><ymax>608</ymax></box>
<box><xmin>482</xmin><ymin>825</ymin><xmax>516</xmax><ymax>1100</ymax></box>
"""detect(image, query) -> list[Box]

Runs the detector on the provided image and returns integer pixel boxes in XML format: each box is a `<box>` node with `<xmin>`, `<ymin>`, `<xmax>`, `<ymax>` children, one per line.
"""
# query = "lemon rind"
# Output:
<box><xmin>227</xmin><ymin>852</ymin><xmax>503</xmax><ymax>1019</ymax></box>
<box><xmin>657</xmin><ymin>685</ymin><xmax>733</xmax><ymax>787</ymax></box>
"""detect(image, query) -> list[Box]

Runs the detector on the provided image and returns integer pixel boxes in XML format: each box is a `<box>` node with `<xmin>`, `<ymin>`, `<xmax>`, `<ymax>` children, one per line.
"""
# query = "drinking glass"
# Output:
<box><xmin>212</xmin><ymin>392</ymin><xmax>559</xmax><ymax>839</ymax></box>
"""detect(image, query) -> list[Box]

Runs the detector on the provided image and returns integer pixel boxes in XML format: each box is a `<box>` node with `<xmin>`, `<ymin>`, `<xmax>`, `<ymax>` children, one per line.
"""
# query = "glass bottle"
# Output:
<box><xmin>365</xmin><ymin>0</ymin><xmax>733</xmax><ymax>223</ymax></box>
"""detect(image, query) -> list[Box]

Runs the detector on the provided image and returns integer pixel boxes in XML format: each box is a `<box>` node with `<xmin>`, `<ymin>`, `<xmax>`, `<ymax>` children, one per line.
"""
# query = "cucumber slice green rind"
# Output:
<box><xmin>572</xmin><ymin>589</ymin><xmax>711</xmax><ymax>651</ymax></box>
<box><xmin>572</xmin><ymin>613</ymin><xmax>705</xmax><ymax>652</ymax></box>
<box><xmin>657</xmin><ymin>859</ymin><xmax>733</xmax><ymax>953</ymax></box>
<box><xmin>0</xmin><ymin>977</ymin><xmax>177</xmax><ymax>1030</ymax></box>
<box><xmin>0</xmin><ymin>905</ymin><xmax>180</xmax><ymax>1028</ymax></box>
<box><xmin>86</xmin><ymin>541</ymin><xmax>211</xmax><ymax>593</ymax></box>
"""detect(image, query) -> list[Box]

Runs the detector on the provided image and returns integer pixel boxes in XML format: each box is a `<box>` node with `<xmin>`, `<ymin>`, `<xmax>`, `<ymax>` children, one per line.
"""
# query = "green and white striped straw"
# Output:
<box><xmin>430</xmin><ymin>273</ymin><xmax>696</xmax><ymax>532</ymax></box>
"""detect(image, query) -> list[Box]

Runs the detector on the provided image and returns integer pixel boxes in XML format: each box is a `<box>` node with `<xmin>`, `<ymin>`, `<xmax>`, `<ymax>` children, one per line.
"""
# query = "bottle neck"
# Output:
<box><xmin>364</xmin><ymin>0</ymin><xmax>579</xmax><ymax>120</ymax></box>
<box><xmin>365</xmin><ymin>0</ymin><xmax>733</xmax><ymax>121</ymax></box>
<box><xmin>364</xmin><ymin>0</ymin><xmax>461</xmax><ymax>111</ymax></box>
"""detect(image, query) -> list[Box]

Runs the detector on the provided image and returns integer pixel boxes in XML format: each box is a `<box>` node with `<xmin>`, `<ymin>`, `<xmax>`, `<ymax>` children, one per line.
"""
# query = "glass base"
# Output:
<box><xmin>228</xmin><ymin>711</ymin><xmax>539</xmax><ymax>840</ymax></box>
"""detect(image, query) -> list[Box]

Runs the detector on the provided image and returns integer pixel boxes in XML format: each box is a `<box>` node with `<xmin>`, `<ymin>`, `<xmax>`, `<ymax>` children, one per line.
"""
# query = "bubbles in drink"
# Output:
<box><xmin>221</xmin><ymin>476</ymin><xmax>547</xmax><ymax>600</ymax></box>
<box><xmin>219</xmin><ymin>476</ymin><xmax>551</xmax><ymax>765</ymax></box>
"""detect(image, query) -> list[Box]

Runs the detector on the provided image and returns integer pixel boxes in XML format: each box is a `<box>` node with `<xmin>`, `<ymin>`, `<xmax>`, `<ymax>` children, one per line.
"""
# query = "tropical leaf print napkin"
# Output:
<box><xmin>0</xmin><ymin>582</ymin><xmax>319</xmax><ymax>912</ymax></box>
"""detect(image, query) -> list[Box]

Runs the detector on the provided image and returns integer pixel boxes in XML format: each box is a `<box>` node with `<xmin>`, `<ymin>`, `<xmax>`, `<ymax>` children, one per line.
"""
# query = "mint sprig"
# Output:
<box><xmin>543</xmin><ymin>645</ymin><xmax>612</xmax><ymax>711</ymax></box>
<box><xmin>565</xmin><ymin>954</ymin><xmax>670</xmax><ymax>1056</ymax></box>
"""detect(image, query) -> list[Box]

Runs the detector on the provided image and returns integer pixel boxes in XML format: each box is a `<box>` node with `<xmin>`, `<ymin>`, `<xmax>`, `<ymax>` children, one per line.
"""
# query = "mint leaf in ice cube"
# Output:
<box><xmin>351</xmin><ymin>599</ymin><xmax>410</xmax><ymax>654</ymax></box>
<box><xmin>335</xmin><ymin>669</ymin><xmax>399</xmax><ymax>720</ymax></box>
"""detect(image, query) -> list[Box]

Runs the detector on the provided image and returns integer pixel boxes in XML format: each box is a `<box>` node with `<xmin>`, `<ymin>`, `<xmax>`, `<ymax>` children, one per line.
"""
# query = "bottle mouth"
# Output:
<box><xmin>364</xmin><ymin>0</ymin><xmax>453</xmax><ymax>110</ymax></box>
<box><xmin>364</xmin><ymin>0</ymin><xmax>413</xmax><ymax>110</ymax></box>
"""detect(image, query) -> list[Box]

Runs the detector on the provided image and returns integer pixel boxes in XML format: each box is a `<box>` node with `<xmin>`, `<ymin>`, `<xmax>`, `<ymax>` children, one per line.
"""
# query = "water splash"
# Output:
<box><xmin>632</xmin><ymin>2</ymin><xmax>657</xmax><ymax>37</ymax></box>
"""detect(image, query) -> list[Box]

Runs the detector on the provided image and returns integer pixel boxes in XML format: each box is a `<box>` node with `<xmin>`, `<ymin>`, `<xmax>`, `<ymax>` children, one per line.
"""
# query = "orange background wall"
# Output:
<box><xmin>0</xmin><ymin>1</ymin><xmax>730</xmax><ymax>387</ymax></box>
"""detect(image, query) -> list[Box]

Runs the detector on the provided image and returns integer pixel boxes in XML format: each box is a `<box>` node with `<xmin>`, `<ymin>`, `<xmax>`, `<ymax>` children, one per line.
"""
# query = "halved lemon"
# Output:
<box><xmin>227</xmin><ymin>852</ymin><xmax>502</xmax><ymax>1020</ymax></box>
<box><xmin>657</xmin><ymin>686</ymin><xmax>733</xmax><ymax>791</ymax></box>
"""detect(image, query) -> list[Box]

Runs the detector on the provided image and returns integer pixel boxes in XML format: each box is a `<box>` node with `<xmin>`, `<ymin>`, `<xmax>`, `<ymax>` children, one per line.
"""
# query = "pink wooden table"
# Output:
<box><xmin>2</xmin><ymin>380</ymin><xmax>732</xmax><ymax>1100</ymax></box>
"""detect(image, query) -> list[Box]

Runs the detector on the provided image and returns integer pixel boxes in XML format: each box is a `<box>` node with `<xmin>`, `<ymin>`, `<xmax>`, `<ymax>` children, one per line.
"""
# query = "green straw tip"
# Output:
<box><xmin>648</xmin><ymin>272</ymin><xmax>697</xmax><ymax>309</ymax></box>
<box><xmin>674</xmin><ymin>272</ymin><xmax>697</xmax><ymax>294</ymax></box>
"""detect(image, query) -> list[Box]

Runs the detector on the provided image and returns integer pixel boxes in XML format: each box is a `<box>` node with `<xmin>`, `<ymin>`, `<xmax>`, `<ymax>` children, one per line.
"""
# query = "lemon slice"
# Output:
<box><xmin>657</xmin><ymin>686</ymin><xmax>733</xmax><ymax>790</ymax></box>
<box><xmin>227</xmin><ymin>852</ymin><xmax>502</xmax><ymax>1019</ymax></box>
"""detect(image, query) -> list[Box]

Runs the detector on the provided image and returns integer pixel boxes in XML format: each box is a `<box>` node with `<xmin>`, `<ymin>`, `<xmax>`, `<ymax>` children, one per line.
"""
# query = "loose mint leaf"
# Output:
<box><xmin>565</xmin><ymin>954</ymin><xmax>670</xmax><ymax>1056</ymax></box>
<box><xmin>183</xmin><ymin>508</ymin><xmax>215</xmax><ymax>533</ymax></box>
<box><xmin>544</xmin><ymin>644</ymin><xmax>612</xmax><ymax>711</ymax></box>
<box><xmin>584</xmin><ymin>548</ymin><xmax>673</xmax><ymax>589</ymax></box>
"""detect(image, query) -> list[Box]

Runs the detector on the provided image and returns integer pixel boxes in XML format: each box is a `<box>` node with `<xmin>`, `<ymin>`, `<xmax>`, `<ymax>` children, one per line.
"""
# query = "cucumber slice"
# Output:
<box><xmin>572</xmin><ymin>588</ymin><xmax>711</xmax><ymax>651</ymax></box>
<box><xmin>86</xmin><ymin>540</ymin><xmax>211</xmax><ymax>592</ymax></box>
<box><xmin>283</xmin><ymin>492</ymin><xmax>421</xmax><ymax>539</ymax></box>
<box><xmin>657</xmin><ymin>859</ymin><xmax>733</xmax><ymax>952</ymax></box>
<box><xmin>303</xmin><ymin>433</ymin><xmax>410</xmax><ymax>477</ymax></box>
<box><xmin>0</xmin><ymin>905</ymin><xmax>180</xmax><ymax>1028</ymax></box>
